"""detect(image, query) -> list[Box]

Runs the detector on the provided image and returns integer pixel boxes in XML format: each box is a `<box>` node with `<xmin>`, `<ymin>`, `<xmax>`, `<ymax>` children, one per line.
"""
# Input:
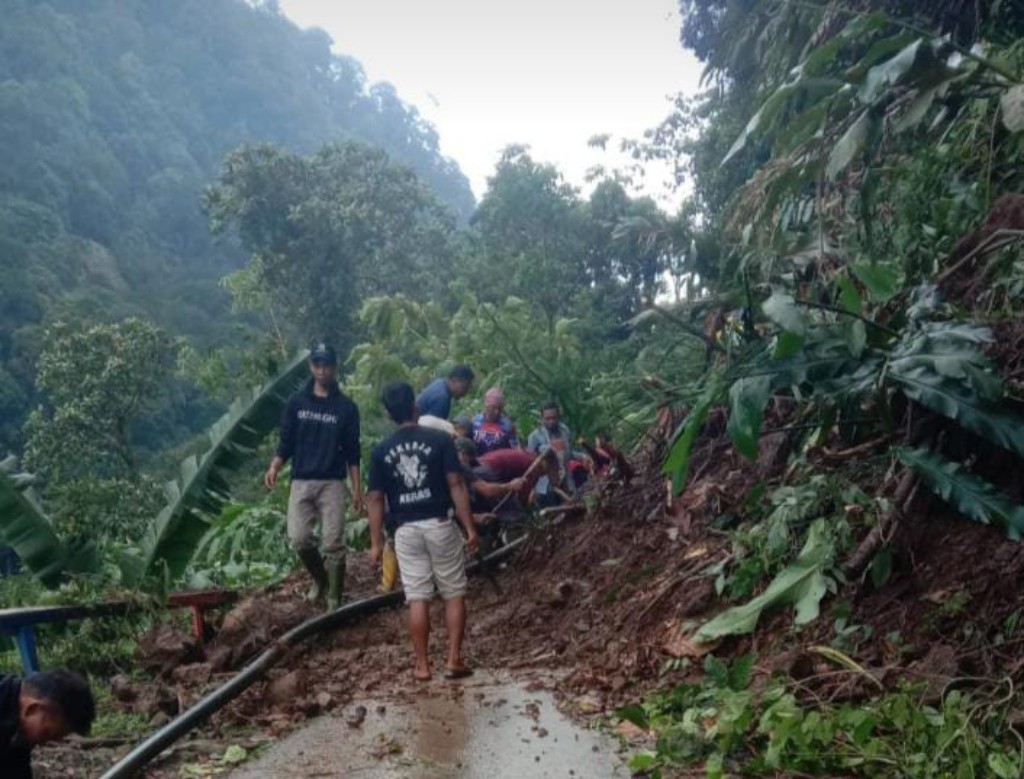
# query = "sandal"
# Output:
<box><xmin>444</xmin><ymin>666</ymin><xmax>474</xmax><ymax>680</ymax></box>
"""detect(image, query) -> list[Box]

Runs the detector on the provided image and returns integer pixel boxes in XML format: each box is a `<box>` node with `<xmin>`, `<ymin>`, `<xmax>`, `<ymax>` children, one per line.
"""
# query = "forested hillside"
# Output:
<box><xmin>15</xmin><ymin>3</ymin><xmax>1024</xmax><ymax>776</ymax></box>
<box><xmin>0</xmin><ymin>0</ymin><xmax>473</xmax><ymax>451</ymax></box>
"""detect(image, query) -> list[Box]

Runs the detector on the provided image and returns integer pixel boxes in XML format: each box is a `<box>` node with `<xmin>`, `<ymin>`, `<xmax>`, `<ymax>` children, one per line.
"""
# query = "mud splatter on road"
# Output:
<box><xmin>228</xmin><ymin>670</ymin><xmax>627</xmax><ymax>778</ymax></box>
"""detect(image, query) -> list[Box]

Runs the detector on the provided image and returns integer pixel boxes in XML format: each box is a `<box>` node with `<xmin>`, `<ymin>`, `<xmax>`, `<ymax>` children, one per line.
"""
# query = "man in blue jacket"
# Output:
<box><xmin>265</xmin><ymin>342</ymin><xmax>362</xmax><ymax>610</ymax></box>
<box><xmin>416</xmin><ymin>365</ymin><xmax>475</xmax><ymax>420</ymax></box>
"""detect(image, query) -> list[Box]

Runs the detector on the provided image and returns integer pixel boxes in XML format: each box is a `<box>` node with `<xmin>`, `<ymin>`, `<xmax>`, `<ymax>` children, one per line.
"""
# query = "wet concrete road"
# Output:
<box><xmin>230</xmin><ymin>671</ymin><xmax>627</xmax><ymax>778</ymax></box>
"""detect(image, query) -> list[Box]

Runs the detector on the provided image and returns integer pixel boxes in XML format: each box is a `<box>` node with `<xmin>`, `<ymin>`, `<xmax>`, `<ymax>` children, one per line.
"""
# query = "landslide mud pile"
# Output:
<box><xmin>116</xmin><ymin>314</ymin><xmax>1024</xmax><ymax>768</ymax></box>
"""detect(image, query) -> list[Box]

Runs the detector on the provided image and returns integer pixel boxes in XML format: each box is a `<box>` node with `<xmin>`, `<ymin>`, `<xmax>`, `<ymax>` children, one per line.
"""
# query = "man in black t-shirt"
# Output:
<box><xmin>368</xmin><ymin>382</ymin><xmax>479</xmax><ymax>681</ymax></box>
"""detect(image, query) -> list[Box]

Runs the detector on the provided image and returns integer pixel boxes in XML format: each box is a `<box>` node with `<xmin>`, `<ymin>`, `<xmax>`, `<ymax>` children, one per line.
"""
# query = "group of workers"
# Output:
<box><xmin>0</xmin><ymin>342</ymin><xmax>612</xmax><ymax>777</ymax></box>
<box><xmin>264</xmin><ymin>343</ymin><xmax>612</xmax><ymax>682</ymax></box>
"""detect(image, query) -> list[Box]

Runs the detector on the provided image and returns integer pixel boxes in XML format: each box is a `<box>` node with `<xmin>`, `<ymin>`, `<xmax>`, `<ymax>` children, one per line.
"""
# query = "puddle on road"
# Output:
<box><xmin>230</xmin><ymin>671</ymin><xmax>627</xmax><ymax>778</ymax></box>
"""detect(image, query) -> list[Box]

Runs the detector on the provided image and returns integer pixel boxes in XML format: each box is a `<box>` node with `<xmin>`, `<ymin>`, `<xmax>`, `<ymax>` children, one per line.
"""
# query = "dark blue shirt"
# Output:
<box><xmin>0</xmin><ymin>675</ymin><xmax>31</xmax><ymax>779</ymax></box>
<box><xmin>416</xmin><ymin>378</ymin><xmax>452</xmax><ymax>419</ymax></box>
<box><xmin>276</xmin><ymin>380</ymin><xmax>361</xmax><ymax>481</ymax></box>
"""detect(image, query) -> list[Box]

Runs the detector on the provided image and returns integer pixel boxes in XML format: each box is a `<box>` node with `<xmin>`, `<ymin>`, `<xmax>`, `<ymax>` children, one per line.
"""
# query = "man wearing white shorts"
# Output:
<box><xmin>367</xmin><ymin>382</ymin><xmax>480</xmax><ymax>681</ymax></box>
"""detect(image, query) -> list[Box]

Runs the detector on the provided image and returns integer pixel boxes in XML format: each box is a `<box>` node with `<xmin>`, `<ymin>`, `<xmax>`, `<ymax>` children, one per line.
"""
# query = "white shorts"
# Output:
<box><xmin>394</xmin><ymin>518</ymin><xmax>468</xmax><ymax>602</ymax></box>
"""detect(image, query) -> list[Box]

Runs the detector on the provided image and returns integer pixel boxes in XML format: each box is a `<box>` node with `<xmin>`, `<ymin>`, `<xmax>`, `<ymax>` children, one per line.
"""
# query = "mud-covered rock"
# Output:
<box><xmin>266</xmin><ymin>670</ymin><xmax>306</xmax><ymax>707</ymax></box>
<box><xmin>135</xmin><ymin>626</ymin><xmax>200</xmax><ymax>677</ymax></box>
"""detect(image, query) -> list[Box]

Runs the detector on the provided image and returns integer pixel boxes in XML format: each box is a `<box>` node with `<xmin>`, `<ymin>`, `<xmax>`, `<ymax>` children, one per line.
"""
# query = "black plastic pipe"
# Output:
<box><xmin>98</xmin><ymin>536</ymin><xmax>526</xmax><ymax>779</ymax></box>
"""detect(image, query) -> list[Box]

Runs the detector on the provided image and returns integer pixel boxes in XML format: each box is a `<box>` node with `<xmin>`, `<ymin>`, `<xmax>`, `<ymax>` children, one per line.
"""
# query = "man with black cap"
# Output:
<box><xmin>265</xmin><ymin>341</ymin><xmax>362</xmax><ymax>610</ymax></box>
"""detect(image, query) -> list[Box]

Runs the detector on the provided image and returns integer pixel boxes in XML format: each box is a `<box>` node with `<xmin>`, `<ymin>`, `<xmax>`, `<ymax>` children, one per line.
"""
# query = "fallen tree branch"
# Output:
<box><xmin>794</xmin><ymin>298</ymin><xmax>899</xmax><ymax>337</ymax></box>
<box><xmin>936</xmin><ymin>228</ymin><xmax>1024</xmax><ymax>287</ymax></box>
<box><xmin>647</xmin><ymin>303</ymin><xmax>727</xmax><ymax>355</ymax></box>
<box><xmin>821</xmin><ymin>434</ymin><xmax>894</xmax><ymax>463</ymax></box>
<box><xmin>842</xmin><ymin>468</ymin><xmax>919</xmax><ymax>577</ymax></box>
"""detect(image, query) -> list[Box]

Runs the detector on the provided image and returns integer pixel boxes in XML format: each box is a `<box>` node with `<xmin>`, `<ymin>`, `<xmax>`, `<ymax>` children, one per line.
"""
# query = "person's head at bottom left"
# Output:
<box><xmin>19</xmin><ymin>669</ymin><xmax>95</xmax><ymax>746</ymax></box>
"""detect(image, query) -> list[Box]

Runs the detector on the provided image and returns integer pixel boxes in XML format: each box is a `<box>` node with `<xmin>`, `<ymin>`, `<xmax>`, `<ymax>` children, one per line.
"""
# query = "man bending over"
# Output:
<box><xmin>367</xmin><ymin>382</ymin><xmax>480</xmax><ymax>681</ymax></box>
<box><xmin>1</xmin><ymin>670</ymin><xmax>95</xmax><ymax>778</ymax></box>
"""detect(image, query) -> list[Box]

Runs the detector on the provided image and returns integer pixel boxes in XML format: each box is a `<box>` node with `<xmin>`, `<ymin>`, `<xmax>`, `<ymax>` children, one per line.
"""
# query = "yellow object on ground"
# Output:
<box><xmin>380</xmin><ymin>542</ymin><xmax>399</xmax><ymax>592</ymax></box>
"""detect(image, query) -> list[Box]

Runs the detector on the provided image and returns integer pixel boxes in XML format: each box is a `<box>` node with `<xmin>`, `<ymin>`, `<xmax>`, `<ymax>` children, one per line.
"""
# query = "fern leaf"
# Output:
<box><xmin>896</xmin><ymin>447</ymin><xmax>1024</xmax><ymax>541</ymax></box>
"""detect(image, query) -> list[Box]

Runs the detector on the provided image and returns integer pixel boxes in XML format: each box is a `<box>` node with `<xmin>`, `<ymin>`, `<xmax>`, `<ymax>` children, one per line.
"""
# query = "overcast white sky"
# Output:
<box><xmin>278</xmin><ymin>0</ymin><xmax>703</xmax><ymax>206</ymax></box>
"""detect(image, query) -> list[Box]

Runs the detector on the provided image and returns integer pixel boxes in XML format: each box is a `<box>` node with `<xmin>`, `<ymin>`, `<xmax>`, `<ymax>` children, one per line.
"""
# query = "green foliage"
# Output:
<box><xmin>632</xmin><ymin>3</ymin><xmax>1024</xmax><ymax>774</ymax></box>
<box><xmin>0</xmin><ymin>571</ymin><xmax>168</xmax><ymax>674</ymax></box>
<box><xmin>886</xmin><ymin>325</ymin><xmax>1024</xmax><ymax>458</ymax></box>
<box><xmin>0</xmin><ymin>457</ymin><xmax>75</xmax><ymax>587</ymax></box>
<box><xmin>90</xmin><ymin>706</ymin><xmax>151</xmax><ymax>741</ymax></box>
<box><xmin>49</xmin><ymin>475</ymin><xmax>164</xmax><ymax>552</ymax></box>
<box><xmin>897</xmin><ymin>447</ymin><xmax>1024</xmax><ymax>541</ymax></box>
<box><xmin>470</xmin><ymin>147</ymin><xmax>587</xmax><ymax>322</ymax></box>
<box><xmin>726</xmin><ymin>375</ymin><xmax>771</xmax><ymax>459</ymax></box>
<box><xmin>696</xmin><ymin>519</ymin><xmax>836</xmax><ymax>641</ymax></box>
<box><xmin>713</xmin><ymin>476</ymin><xmax>839</xmax><ymax>603</ymax></box>
<box><xmin>0</xmin><ymin>0</ymin><xmax>475</xmax><ymax>454</ymax></box>
<box><xmin>663</xmin><ymin>377</ymin><xmax>722</xmax><ymax>494</ymax></box>
<box><xmin>140</xmin><ymin>352</ymin><xmax>309</xmax><ymax>584</ymax></box>
<box><xmin>190</xmin><ymin>503</ymin><xmax>293</xmax><ymax>589</ymax></box>
<box><xmin>205</xmin><ymin>142</ymin><xmax>460</xmax><ymax>349</ymax></box>
<box><xmin>467</xmin><ymin>147</ymin><xmax>678</xmax><ymax>324</ymax></box>
<box><xmin>625</xmin><ymin>656</ymin><xmax>1023</xmax><ymax>778</ymax></box>
<box><xmin>348</xmin><ymin>291</ymin><xmax>651</xmax><ymax>447</ymax></box>
<box><xmin>23</xmin><ymin>319</ymin><xmax>180</xmax><ymax>481</ymax></box>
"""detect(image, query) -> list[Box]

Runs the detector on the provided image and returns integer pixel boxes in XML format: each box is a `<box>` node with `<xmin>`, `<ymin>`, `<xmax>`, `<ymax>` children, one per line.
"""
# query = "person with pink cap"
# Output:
<box><xmin>471</xmin><ymin>387</ymin><xmax>519</xmax><ymax>455</ymax></box>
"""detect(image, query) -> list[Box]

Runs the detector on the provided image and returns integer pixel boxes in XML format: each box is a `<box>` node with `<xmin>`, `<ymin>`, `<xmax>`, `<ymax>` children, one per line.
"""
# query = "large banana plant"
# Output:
<box><xmin>0</xmin><ymin>457</ymin><xmax>69</xmax><ymax>587</ymax></box>
<box><xmin>138</xmin><ymin>351</ymin><xmax>309</xmax><ymax>582</ymax></box>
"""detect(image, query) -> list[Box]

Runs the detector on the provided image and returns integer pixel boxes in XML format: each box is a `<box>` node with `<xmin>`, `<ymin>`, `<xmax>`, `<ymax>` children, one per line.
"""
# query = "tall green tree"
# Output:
<box><xmin>582</xmin><ymin>180</ymin><xmax>671</xmax><ymax>317</ymax></box>
<box><xmin>0</xmin><ymin>0</ymin><xmax>475</xmax><ymax>453</ymax></box>
<box><xmin>23</xmin><ymin>318</ymin><xmax>180</xmax><ymax>481</ymax></box>
<box><xmin>205</xmin><ymin>142</ymin><xmax>459</xmax><ymax>350</ymax></box>
<box><xmin>469</xmin><ymin>146</ymin><xmax>587</xmax><ymax>327</ymax></box>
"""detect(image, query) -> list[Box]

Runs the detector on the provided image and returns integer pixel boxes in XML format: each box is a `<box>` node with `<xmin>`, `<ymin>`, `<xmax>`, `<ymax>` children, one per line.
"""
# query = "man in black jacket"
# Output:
<box><xmin>265</xmin><ymin>342</ymin><xmax>362</xmax><ymax>610</ymax></box>
<box><xmin>0</xmin><ymin>670</ymin><xmax>95</xmax><ymax>779</ymax></box>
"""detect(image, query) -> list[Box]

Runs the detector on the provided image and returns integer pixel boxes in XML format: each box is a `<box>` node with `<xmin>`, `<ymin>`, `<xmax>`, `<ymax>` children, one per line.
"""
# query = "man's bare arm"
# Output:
<box><xmin>473</xmin><ymin>478</ymin><xmax>525</xmax><ymax>500</ymax></box>
<box><xmin>446</xmin><ymin>472</ymin><xmax>479</xmax><ymax>553</ymax></box>
<box><xmin>367</xmin><ymin>491</ymin><xmax>386</xmax><ymax>566</ymax></box>
<box><xmin>348</xmin><ymin>464</ymin><xmax>364</xmax><ymax>512</ymax></box>
<box><xmin>264</xmin><ymin>455</ymin><xmax>285</xmax><ymax>489</ymax></box>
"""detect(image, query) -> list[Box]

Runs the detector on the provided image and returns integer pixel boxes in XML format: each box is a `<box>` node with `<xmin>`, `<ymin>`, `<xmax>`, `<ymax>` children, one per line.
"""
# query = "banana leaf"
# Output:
<box><xmin>139</xmin><ymin>351</ymin><xmax>310</xmax><ymax>581</ymax></box>
<box><xmin>0</xmin><ymin>459</ymin><xmax>68</xmax><ymax>588</ymax></box>
<box><xmin>695</xmin><ymin>519</ymin><xmax>835</xmax><ymax>641</ymax></box>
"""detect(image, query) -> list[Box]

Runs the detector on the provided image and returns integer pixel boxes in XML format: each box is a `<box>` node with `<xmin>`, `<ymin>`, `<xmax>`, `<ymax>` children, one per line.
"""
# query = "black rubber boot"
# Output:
<box><xmin>326</xmin><ymin>558</ymin><xmax>346</xmax><ymax>611</ymax></box>
<box><xmin>297</xmin><ymin>548</ymin><xmax>327</xmax><ymax>603</ymax></box>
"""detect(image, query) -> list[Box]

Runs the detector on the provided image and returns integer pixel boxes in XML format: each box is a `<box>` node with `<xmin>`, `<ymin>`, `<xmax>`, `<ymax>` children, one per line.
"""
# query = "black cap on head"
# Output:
<box><xmin>309</xmin><ymin>341</ymin><xmax>337</xmax><ymax>365</ymax></box>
